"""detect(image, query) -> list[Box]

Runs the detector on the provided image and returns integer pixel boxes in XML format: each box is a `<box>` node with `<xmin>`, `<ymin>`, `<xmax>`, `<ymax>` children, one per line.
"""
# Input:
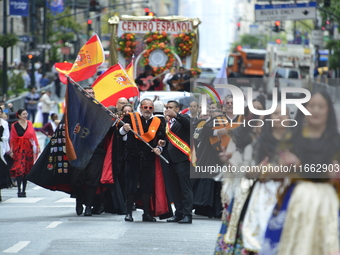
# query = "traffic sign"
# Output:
<box><xmin>334</xmin><ymin>26</ymin><xmax>340</xmax><ymax>40</ymax></box>
<box><xmin>36</xmin><ymin>43</ymin><xmax>52</xmax><ymax>49</ymax></box>
<box><xmin>19</xmin><ymin>35</ymin><xmax>33</xmax><ymax>43</ymax></box>
<box><xmin>255</xmin><ymin>2</ymin><xmax>316</xmax><ymax>22</ymax></box>
<box><xmin>311</xmin><ymin>30</ymin><xmax>324</xmax><ymax>46</ymax></box>
<box><xmin>25</xmin><ymin>50</ymin><xmax>41</xmax><ymax>56</ymax></box>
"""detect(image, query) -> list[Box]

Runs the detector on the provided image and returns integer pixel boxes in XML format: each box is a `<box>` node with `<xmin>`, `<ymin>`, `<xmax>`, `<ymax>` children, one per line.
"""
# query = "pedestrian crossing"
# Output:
<box><xmin>2</xmin><ymin>197</ymin><xmax>44</xmax><ymax>203</ymax></box>
<box><xmin>0</xmin><ymin>185</ymin><xmax>75</xmax><ymax>205</ymax></box>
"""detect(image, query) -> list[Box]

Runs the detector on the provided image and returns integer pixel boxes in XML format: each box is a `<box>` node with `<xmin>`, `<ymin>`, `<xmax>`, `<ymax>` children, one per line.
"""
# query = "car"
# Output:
<box><xmin>266</xmin><ymin>67</ymin><xmax>303</xmax><ymax>100</ymax></box>
<box><xmin>135</xmin><ymin>91</ymin><xmax>199</xmax><ymax>112</ymax></box>
<box><xmin>199</xmin><ymin>67</ymin><xmax>220</xmax><ymax>79</ymax></box>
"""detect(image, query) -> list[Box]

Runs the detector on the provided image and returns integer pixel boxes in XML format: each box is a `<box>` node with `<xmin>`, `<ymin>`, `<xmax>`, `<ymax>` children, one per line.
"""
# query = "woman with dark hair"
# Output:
<box><xmin>40</xmin><ymin>113</ymin><xmax>59</xmax><ymax>147</ymax></box>
<box><xmin>121</xmin><ymin>104</ymin><xmax>134</xmax><ymax>114</ymax></box>
<box><xmin>261</xmin><ymin>90</ymin><xmax>340</xmax><ymax>255</ymax></box>
<box><xmin>9</xmin><ymin>109</ymin><xmax>40</xmax><ymax>197</ymax></box>
<box><xmin>215</xmin><ymin>104</ymin><xmax>291</xmax><ymax>254</ymax></box>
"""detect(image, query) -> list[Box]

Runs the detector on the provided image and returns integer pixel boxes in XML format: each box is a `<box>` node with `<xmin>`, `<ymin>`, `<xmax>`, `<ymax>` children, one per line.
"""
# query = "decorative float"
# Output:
<box><xmin>108</xmin><ymin>15</ymin><xmax>201</xmax><ymax>78</ymax></box>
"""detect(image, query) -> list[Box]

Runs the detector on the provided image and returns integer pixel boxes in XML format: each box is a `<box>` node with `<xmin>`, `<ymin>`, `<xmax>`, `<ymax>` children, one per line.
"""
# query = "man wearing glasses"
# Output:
<box><xmin>224</xmin><ymin>95</ymin><xmax>238</xmax><ymax>122</ymax></box>
<box><xmin>119</xmin><ymin>98</ymin><xmax>164</xmax><ymax>222</ymax></box>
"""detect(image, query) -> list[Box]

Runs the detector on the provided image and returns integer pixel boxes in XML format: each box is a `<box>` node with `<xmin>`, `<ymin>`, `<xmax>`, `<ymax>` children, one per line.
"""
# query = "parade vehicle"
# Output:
<box><xmin>263</xmin><ymin>43</ymin><xmax>315</xmax><ymax>78</ymax></box>
<box><xmin>226</xmin><ymin>48</ymin><xmax>266</xmax><ymax>91</ymax></box>
<box><xmin>266</xmin><ymin>67</ymin><xmax>303</xmax><ymax>100</ymax></box>
<box><xmin>263</xmin><ymin>43</ymin><xmax>314</xmax><ymax>98</ymax></box>
<box><xmin>108</xmin><ymin>15</ymin><xmax>201</xmax><ymax>83</ymax></box>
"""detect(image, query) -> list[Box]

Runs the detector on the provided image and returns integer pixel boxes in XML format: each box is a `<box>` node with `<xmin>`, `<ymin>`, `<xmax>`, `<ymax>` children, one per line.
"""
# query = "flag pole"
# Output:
<box><xmin>66</xmin><ymin>76</ymin><xmax>169</xmax><ymax>164</ymax></box>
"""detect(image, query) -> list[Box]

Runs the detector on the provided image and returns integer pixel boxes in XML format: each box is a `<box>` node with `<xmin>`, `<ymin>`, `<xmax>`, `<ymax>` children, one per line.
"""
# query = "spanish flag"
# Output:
<box><xmin>125</xmin><ymin>60</ymin><xmax>134</xmax><ymax>80</ymax></box>
<box><xmin>91</xmin><ymin>63</ymin><xmax>139</xmax><ymax>107</ymax></box>
<box><xmin>56</xmin><ymin>35</ymin><xmax>104</xmax><ymax>82</ymax></box>
<box><xmin>55</xmin><ymin>62</ymin><xmax>72</xmax><ymax>84</ymax></box>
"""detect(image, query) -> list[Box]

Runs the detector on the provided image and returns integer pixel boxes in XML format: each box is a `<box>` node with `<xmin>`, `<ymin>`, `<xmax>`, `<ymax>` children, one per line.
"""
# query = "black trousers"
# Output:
<box><xmin>168</xmin><ymin>160</ymin><xmax>193</xmax><ymax>216</ymax></box>
<box><xmin>71</xmin><ymin>152</ymin><xmax>105</xmax><ymax>187</ymax></box>
<box><xmin>125</xmin><ymin>158</ymin><xmax>155</xmax><ymax>195</ymax></box>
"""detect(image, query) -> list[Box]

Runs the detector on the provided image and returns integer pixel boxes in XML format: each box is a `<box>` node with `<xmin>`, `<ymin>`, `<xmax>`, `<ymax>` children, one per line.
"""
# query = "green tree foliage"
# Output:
<box><xmin>46</xmin><ymin>7</ymin><xmax>83</xmax><ymax>62</ymax></box>
<box><xmin>230</xmin><ymin>33</ymin><xmax>285</xmax><ymax>52</ymax></box>
<box><xmin>320</xmin><ymin>1</ymin><xmax>340</xmax><ymax>72</ymax></box>
<box><xmin>230</xmin><ymin>34</ymin><xmax>261</xmax><ymax>51</ymax></box>
<box><xmin>0</xmin><ymin>34</ymin><xmax>18</xmax><ymax>48</ymax></box>
<box><xmin>7</xmin><ymin>70</ymin><xmax>25</xmax><ymax>96</ymax></box>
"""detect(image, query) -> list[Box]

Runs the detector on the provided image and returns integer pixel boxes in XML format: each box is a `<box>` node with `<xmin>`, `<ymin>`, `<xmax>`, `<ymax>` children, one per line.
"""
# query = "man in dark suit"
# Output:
<box><xmin>162</xmin><ymin>100</ymin><xmax>193</xmax><ymax>223</ymax></box>
<box><xmin>119</xmin><ymin>98</ymin><xmax>164</xmax><ymax>222</ymax></box>
<box><xmin>168</xmin><ymin>67</ymin><xmax>191</xmax><ymax>92</ymax></box>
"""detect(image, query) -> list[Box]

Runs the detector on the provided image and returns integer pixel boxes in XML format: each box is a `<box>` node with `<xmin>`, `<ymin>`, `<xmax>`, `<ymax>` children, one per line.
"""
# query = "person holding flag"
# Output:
<box><xmin>119</xmin><ymin>98</ymin><xmax>165</xmax><ymax>222</ymax></box>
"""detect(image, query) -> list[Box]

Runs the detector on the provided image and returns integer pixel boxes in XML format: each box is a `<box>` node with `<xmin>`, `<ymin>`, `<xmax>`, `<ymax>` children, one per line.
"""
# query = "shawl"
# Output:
<box><xmin>10</xmin><ymin>120</ymin><xmax>39</xmax><ymax>154</ymax></box>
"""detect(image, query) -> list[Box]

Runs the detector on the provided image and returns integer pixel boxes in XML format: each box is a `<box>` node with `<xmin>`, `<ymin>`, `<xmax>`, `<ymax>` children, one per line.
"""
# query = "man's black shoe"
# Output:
<box><xmin>76</xmin><ymin>201</ymin><xmax>83</xmax><ymax>216</ymax></box>
<box><xmin>92</xmin><ymin>204</ymin><xmax>104</xmax><ymax>214</ymax></box>
<box><xmin>166</xmin><ymin>215</ymin><xmax>183</xmax><ymax>222</ymax></box>
<box><xmin>142</xmin><ymin>214</ymin><xmax>156</xmax><ymax>222</ymax></box>
<box><xmin>84</xmin><ymin>206</ymin><xmax>92</xmax><ymax>216</ymax></box>
<box><xmin>124</xmin><ymin>214</ymin><xmax>134</xmax><ymax>222</ymax></box>
<box><xmin>178</xmin><ymin>215</ymin><xmax>192</xmax><ymax>224</ymax></box>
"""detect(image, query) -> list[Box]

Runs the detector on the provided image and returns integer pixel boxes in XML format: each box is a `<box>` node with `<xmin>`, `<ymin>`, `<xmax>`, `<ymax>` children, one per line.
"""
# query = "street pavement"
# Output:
<box><xmin>0</xmin><ymin>184</ymin><xmax>221</xmax><ymax>255</ymax></box>
<box><xmin>0</xmin><ymin>132</ymin><xmax>221</xmax><ymax>255</ymax></box>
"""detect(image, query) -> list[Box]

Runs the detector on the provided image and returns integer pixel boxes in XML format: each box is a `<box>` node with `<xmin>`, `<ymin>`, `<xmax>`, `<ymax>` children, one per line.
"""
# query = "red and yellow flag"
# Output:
<box><xmin>91</xmin><ymin>63</ymin><xmax>139</xmax><ymax>107</ymax></box>
<box><xmin>55</xmin><ymin>62</ymin><xmax>72</xmax><ymax>84</ymax></box>
<box><xmin>125</xmin><ymin>61</ymin><xmax>134</xmax><ymax>80</ymax></box>
<box><xmin>56</xmin><ymin>35</ymin><xmax>104</xmax><ymax>82</ymax></box>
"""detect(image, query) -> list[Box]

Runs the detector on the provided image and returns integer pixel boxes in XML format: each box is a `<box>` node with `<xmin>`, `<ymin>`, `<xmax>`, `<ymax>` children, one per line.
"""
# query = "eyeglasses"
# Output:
<box><xmin>226</xmin><ymin>102</ymin><xmax>233</xmax><ymax>105</ymax></box>
<box><xmin>141</xmin><ymin>106</ymin><xmax>154</xmax><ymax>110</ymax></box>
<box><xmin>165</xmin><ymin>107</ymin><xmax>174</xmax><ymax>109</ymax></box>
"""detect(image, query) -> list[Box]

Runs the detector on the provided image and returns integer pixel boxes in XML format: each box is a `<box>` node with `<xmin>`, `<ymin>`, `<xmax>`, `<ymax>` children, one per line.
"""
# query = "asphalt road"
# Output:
<box><xmin>0</xmin><ymin>133</ymin><xmax>221</xmax><ymax>255</ymax></box>
<box><xmin>0</xmin><ymin>181</ymin><xmax>220</xmax><ymax>255</ymax></box>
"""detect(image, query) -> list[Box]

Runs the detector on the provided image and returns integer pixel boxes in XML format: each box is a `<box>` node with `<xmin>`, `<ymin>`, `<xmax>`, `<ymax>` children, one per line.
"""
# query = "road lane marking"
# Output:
<box><xmin>55</xmin><ymin>198</ymin><xmax>75</xmax><ymax>203</ymax></box>
<box><xmin>2</xmin><ymin>198</ymin><xmax>44</xmax><ymax>203</ymax></box>
<box><xmin>46</xmin><ymin>221</ymin><xmax>63</xmax><ymax>228</ymax></box>
<box><xmin>3</xmin><ymin>241</ymin><xmax>30</xmax><ymax>253</ymax></box>
<box><xmin>0</xmin><ymin>205</ymin><xmax>74</xmax><ymax>208</ymax></box>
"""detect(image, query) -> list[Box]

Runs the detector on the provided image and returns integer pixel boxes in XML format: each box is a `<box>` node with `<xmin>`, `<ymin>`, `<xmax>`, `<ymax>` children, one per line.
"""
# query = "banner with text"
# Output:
<box><xmin>9</xmin><ymin>0</ymin><xmax>29</xmax><ymax>16</ymax></box>
<box><xmin>118</xmin><ymin>21</ymin><xmax>192</xmax><ymax>36</ymax></box>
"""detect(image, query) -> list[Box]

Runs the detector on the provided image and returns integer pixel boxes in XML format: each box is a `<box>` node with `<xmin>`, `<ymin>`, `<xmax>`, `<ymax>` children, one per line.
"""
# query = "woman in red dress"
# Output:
<box><xmin>10</xmin><ymin>109</ymin><xmax>40</xmax><ymax>197</ymax></box>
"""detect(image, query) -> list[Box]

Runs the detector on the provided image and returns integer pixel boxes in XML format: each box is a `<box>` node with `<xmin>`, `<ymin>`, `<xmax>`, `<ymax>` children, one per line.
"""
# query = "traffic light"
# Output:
<box><xmin>87</xmin><ymin>19</ymin><xmax>93</xmax><ymax>30</ymax></box>
<box><xmin>276</xmin><ymin>39</ymin><xmax>281</xmax><ymax>44</ymax></box>
<box><xmin>28</xmin><ymin>54</ymin><xmax>33</xmax><ymax>59</ymax></box>
<box><xmin>237</xmin><ymin>22</ymin><xmax>241</xmax><ymax>31</ymax></box>
<box><xmin>236</xmin><ymin>45</ymin><xmax>242</xmax><ymax>51</ymax></box>
<box><xmin>87</xmin><ymin>19</ymin><xmax>93</xmax><ymax>39</ymax></box>
<box><xmin>280</xmin><ymin>21</ymin><xmax>285</xmax><ymax>32</ymax></box>
<box><xmin>89</xmin><ymin>0</ymin><xmax>100</xmax><ymax>12</ymax></box>
<box><xmin>324</xmin><ymin>0</ymin><xmax>331</xmax><ymax>7</ymax></box>
<box><xmin>272</xmin><ymin>21</ymin><xmax>280</xmax><ymax>33</ymax></box>
<box><xmin>144</xmin><ymin>7</ymin><xmax>150</xmax><ymax>15</ymax></box>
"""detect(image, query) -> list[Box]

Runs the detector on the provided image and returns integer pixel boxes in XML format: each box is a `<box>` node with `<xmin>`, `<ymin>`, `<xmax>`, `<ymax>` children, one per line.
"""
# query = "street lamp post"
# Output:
<box><xmin>2</xmin><ymin>0</ymin><xmax>8</xmax><ymax>100</ymax></box>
